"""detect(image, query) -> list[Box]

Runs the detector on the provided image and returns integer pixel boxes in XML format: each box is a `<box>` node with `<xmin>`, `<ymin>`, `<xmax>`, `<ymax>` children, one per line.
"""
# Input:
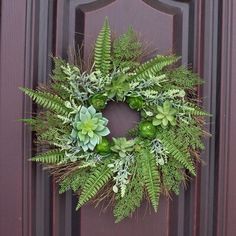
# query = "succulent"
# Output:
<box><xmin>139</xmin><ymin>121</ymin><xmax>156</xmax><ymax>139</ymax></box>
<box><xmin>95</xmin><ymin>138</ymin><xmax>111</xmax><ymax>154</ymax></box>
<box><xmin>71</xmin><ymin>106</ymin><xmax>110</xmax><ymax>151</ymax></box>
<box><xmin>89</xmin><ymin>94</ymin><xmax>107</xmax><ymax>110</ymax></box>
<box><xmin>127</xmin><ymin>96</ymin><xmax>144</xmax><ymax>110</ymax></box>
<box><xmin>111</xmin><ymin>138</ymin><xmax>135</xmax><ymax>157</ymax></box>
<box><xmin>152</xmin><ymin>101</ymin><xmax>177</xmax><ymax>128</ymax></box>
<box><xmin>106</xmin><ymin>74</ymin><xmax>130</xmax><ymax>100</ymax></box>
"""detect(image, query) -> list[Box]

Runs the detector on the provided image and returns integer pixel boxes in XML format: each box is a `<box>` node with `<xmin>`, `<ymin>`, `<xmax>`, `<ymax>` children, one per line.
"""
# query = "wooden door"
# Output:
<box><xmin>1</xmin><ymin>0</ymin><xmax>236</xmax><ymax>236</ymax></box>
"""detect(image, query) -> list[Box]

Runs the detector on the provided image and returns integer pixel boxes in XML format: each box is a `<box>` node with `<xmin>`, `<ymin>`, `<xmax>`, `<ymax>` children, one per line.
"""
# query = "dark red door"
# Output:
<box><xmin>72</xmin><ymin>2</ymin><xmax>188</xmax><ymax>236</ymax></box>
<box><xmin>1</xmin><ymin>0</ymin><xmax>236</xmax><ymax>236</ymax></box>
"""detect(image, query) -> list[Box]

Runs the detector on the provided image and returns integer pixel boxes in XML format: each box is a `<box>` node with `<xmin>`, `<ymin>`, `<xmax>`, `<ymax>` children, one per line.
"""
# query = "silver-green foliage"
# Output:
<box><xmin>108</xmin><ymin>153</ymin><xmax>134</xmax><ymax>197</ymax></box>
<box><xmin>113</xmin><ymin>164</ymin><xmax>143</xmax><ymax>222</ymax></box>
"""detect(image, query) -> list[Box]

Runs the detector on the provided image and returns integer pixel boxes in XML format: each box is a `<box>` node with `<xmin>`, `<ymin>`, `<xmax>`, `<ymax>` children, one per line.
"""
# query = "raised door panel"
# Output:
<box><xmin>69</xmin><ymin>1</ymin><xmax>190</xmax><ymax>236</ymax></box>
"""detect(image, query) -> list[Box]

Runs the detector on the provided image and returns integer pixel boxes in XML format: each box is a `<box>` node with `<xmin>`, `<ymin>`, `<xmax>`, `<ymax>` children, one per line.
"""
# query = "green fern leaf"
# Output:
<box><xmin>20</xmin><ymin>87</ymin><xmax>70</xmax><ymax>115</ymax></box>
<box><xmin>94</xmin><ymin>18</ymin><xmax>111</xmax><ymax>75</ymax></box>
<box><xmin>178</xmin><ymin>121</ymin><xmax>205</xmax><ymax>150</ymax></box>
<box><xmin>161</xmin><ymin>160</ymin><xmax>184</xmax><ymax>194</ymax></box>
<box><xmin>31</xmin><ymin>149</ymin><xmax>65</xmax><ymax>164</ymax></box>
<box><xmin>159</xmin><ymin>132</ymin><xmax>196</xmax><ymax>175</ymax></box>
<box><xmin>38</xmin><ymin>128</ymin><xmax>61</xmax><ymax>143</ymax></box>
<box><xmin>167</xmin><ymin>67</ymin><xmax>203</xmax><ymax>89</ymax></box>
<box><xmin>182</xmin><ymin>102</ymin><xmax>210</xmax><ymax>116</ymax></box>
<box><xmin>140</xmin><ymin>150</ymin><xmax>160</xmax><ymax>212</ymax></box>
<box><xmin>114</xmin><ymin>177</ymin><xmax>143</xmax><ymax>222</ymax></box>
<box><xmin>113</xmin><ymin>27</ymin><xmax>142</xmax><ymax>69</ymax></box>
<box><xmin>59</xmin><ymin>169</ymin><xmax>88</xmax><ymax>194</ymax></box>
<box><xmin>113</xmin><ymin>162</ymin><xmax>143</xmax><ymax>222</ymax></box>
<box><xmin>52</xmin><ymin>57</ymin><xmax>67</xmax><ymax>81</ymax></box>
<box><xmin>133</xmin><ymin>55</ymin><xmax>179</xmax><ymax>80</ymax></box>
<box><xmin>19</xmin><ymin>118</ymin><xmax>37</xmax><ymax>126</ymax></box>
<box><xmin>76</xmin><ymin>163</ymin><xmax>112</xmax><ymax>209</ymax></box>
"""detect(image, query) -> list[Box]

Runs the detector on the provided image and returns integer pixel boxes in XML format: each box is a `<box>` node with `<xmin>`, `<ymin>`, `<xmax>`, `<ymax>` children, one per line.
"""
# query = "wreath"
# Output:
<box><xmin>21</xmin><ymin>19</ymin><xmax>209</xmax><ymax>222</ymax></box>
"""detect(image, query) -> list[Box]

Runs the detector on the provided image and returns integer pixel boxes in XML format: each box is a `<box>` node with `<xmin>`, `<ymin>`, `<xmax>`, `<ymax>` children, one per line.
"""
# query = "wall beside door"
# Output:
<box><xmin>0</xmin><ymin>0</ymin><xmax>236</xmax><ymax>236</ymax></box>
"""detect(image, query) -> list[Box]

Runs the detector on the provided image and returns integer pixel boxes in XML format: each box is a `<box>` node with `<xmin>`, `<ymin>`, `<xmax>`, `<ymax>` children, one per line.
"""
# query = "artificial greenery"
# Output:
<box><xmin>21</xmin><ymin>18</ymin><xmax>209</xmax><ymax>222</ymax></box>
<box><xmin>71</xmin><ymin>105</ymin><xmax>110</xmax><ymax>151</ymax></box>
<box><xmin>153</xmin><ymin>100</ymin><xmax>177</xmax><ymax>128</ymax></box>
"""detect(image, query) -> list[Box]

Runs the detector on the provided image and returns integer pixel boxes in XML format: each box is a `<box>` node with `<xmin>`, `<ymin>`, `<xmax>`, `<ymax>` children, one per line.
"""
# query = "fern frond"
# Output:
<box><xmin>19</xmin><ymin>118</ymin><xmax>37</xmax><ymax>126</ymax></box>
<box><xmin>94</xmin><ymin>18</ymin><xmax>111</xmax><ymax>75</ymax></box>
<box><xmin>51</xmin><ymin>83</ymin><xmax>71</xmax><ymax>100</ymax></box>
<box><xmin>52</xmin><ymin>57</ymin><xmax>67</xmax><ymax>81</ymax></box>
<box><xmin>140</xmin><ymin>150</ymin><xmax>160</xmax><ymax>211</ymax></box>
<box><xmin>59</xmin><ymin>169</ymin><xmax>88</xmax><ymax>194</ymax></box>
<box><xmin>168</xmin><ymin>67</ymin><xmax>203</xmax><ymax>89</ymax></box>
<box><xmin>178</xmin><ymin>121</ymin><xmax>205</xmax><ymax>150</ymax></box>
<box><xmin>20</xmin><ymin>87</ymin><xmax>70</xmax><ymax>115</ymax></box>
<box><xmin>133</xmin><ymin>55</ymin><xmax>179</xmax><ymax>80</ymax></box>
<box><xmin>161</xmin><ymin>160</ymin><xmax>184</xmax><ymax>194</ymax></box>
<box><xmin>38</xmin><ymin>128</ymin><xmax>62</xmax><ymax>143</ymax></box>
<box><xmin>114</xmin><ymin>170</ymin><xmax>143</xmax><ymax>222</ymax></box>
<box><xmin>31</xmin><ymin>149</ymin><xmax>65</xmax><ymax>164</ymax></box>
<box><xmin>76</xmin><ymin>163</ymin><xmax>112</xmax><ymax>209</ymax></box>
<box><xmin>19</xmin><ymin>118</ymin><xmax>41</xmax><ymax>132</ymax></box>
<box><xmin>182</xmin><ymin>102</ymin><xmax>210</xmax><ymax>116</ymax></box>
<box><xmin>159</xmin><ymin>132</ymin><xmax>196</xmax><ymax>175</ymax></box>
<box><xmin>113</xmin><ymin>27</ymin><xmax>142</xmax><ymax>69</ymax></box>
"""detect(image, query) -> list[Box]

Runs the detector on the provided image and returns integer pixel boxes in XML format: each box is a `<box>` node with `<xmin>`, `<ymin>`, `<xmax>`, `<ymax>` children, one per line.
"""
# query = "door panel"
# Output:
<box><xmin>72</xmin><ymin>1</ymin><xmax>189</xmax><ymax>235</ymax></box>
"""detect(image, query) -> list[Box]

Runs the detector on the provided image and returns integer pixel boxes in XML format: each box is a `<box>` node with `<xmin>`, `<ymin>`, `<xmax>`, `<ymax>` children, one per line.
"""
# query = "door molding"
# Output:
<box><xmin>217</xmin><ymin>0</ymin><xmax>236</xmax><ymax>235</ymax></box>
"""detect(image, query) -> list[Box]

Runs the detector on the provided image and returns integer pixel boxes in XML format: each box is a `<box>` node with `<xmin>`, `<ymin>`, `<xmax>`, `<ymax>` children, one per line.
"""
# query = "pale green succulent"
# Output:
<box><xmin>111</xmin><ymin>138</ymin><xmax>135</xmax><ymax>157</ymax></box>
<box><xmin>153</xmin><ymin>101</ymin><xmax>177</xmax><ymax>128</ymax></box>
<box><xmin>71</xmin><ymin>105</ymin><xmax>110</xmax><ymax>151</ymax></box>
<box><xmin>106</xmin><ymin>74</ymin><xmax>130</xmax><ymax>101</ymax></box>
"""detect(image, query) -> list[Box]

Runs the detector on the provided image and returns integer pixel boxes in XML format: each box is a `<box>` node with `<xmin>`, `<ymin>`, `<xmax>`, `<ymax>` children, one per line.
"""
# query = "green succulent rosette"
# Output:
<box><xmin>152</xmin><ymin>101</ymin><xmax>177</xmax><ymax>128</ymax></box>
<box><xmin>139</xmin><ymin>121</ymin><xmax>156</xmax><ymax>139</ymax></box>
<box><xmin>71</xmin><ymin>106</ymin><xmax>110</xmax><ymax>151</ymax></box>
<box><xmin>95</xmin><ymin>138</ymin><xmax>111</xmax><ymax>154</ymax></box>
<box><xmin>127</xmin><ymin>96</ymin><xmax>144</xmax><ymax>110</ymax></box>
<box><xmin>21</xmin><ymin>19</ymin><xmax>209</xmax><ymax>223</ymax></box>
<box><xmin>89</xmin><ymin>94</ymin><xmax>107</xmax><ymax>110</ymax></box>
<box><xmin>106</xmin><ymin>74</ymin><xmax>130</xmax><ymax>100</ymax></box>
<box><xmin>111</xmin><ymin>138</ymin><xmax>135</xmax><ymax>158</ymax></box>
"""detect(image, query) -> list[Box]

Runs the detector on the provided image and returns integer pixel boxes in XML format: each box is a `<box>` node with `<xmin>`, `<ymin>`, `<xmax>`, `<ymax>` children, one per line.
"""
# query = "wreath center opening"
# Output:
<box><xmin>102</xmin><ymin>101</ymin><xmax>140</xmax><ymax>139</ymax></box>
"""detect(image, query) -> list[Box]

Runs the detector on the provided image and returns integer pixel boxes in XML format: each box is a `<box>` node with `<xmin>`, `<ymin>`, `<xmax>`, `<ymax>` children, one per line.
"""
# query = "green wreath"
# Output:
<box><xmin>21</xmin><ymin>19</ymin><xmax>209</xmax><ymax>222</ymax></box>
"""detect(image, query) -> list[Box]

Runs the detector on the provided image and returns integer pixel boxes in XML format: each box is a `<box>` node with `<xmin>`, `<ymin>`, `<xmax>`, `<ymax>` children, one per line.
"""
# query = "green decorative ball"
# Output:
<box><xmin>89</xmin><ymin>94</ymin><xmax>107</xmax><ymax>110</ymax></box>
<box><xmin>127</xmin><ymin>96</ymin><xmax>144</xmax><ymax>110</ymax></box>
<box><xmin>139</xmin><ymin>121</ymin><xmax>156</xmax><ymax>139</ymax></box>
<box><xmin>95</xmin><ymin>138</ymin><xmax>111</xmax><ymax>154</ymax></box>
